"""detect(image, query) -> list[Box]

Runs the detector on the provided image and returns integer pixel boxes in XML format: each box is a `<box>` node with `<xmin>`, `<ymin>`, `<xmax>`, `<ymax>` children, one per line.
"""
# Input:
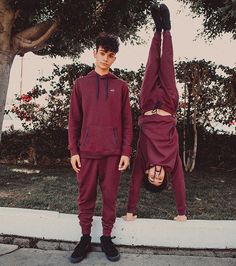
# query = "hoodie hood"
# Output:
<box><xmin>86</xmin><ymin>70</ymin><xmax>118</xmax><ymax>101</ymax></box>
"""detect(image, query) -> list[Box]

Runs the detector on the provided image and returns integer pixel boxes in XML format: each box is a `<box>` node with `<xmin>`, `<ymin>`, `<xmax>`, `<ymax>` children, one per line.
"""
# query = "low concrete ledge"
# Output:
<box><xmin>0</xmin><ymin>207</ymin><xmax>235</xmax><ymax>249</ymax></box>
<box><xmin>0</xmin><ymin>244</ymin><xmax>18</xmax><ymax>255</ymax></box>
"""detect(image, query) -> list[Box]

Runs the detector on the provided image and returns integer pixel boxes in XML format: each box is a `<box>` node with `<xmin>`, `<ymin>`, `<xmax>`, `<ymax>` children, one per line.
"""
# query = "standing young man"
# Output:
<box><xmin>68</xmin><ymin>33</ymin><xmax>133</xmax><ymax>263</ymax></box>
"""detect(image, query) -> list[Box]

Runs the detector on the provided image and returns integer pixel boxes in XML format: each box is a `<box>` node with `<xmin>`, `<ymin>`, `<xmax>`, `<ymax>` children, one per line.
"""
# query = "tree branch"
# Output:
<box><xmin>95</xmin><ymin>0</ymin><xmax>113</xmax><ymax>16</ymax></box>
<box><xmin>13</xmin><ymin>9</ymin><xmax>20</xmax><ymax>24</ymax></box>
<box><xmin>12</xmin><ymin>18</ymin><xmax>60</xmax><ymax>56</ymax></box>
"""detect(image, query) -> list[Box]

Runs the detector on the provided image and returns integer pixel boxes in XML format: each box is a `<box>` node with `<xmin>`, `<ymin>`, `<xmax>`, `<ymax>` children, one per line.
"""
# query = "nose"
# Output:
<box><xmin>104</xmin><ymin>54</ymin><xmax>108</xmax><ymax>61</ymax></box>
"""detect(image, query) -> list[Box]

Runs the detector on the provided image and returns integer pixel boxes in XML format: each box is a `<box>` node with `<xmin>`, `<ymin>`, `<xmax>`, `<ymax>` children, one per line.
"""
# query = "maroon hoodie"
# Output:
<box><xmin>68</xmin><ymin>70</ymin><xmax>133</xmax><ymax>158</ymax></box>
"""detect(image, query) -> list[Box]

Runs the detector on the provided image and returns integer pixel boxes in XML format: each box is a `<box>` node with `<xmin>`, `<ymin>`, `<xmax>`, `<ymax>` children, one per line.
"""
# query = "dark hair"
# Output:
<box><xmin>96</xmin><ymin>32</ymin><xmax>120</xmax><ymax>53</ymax></box>
<box><xmin>143</xmin><ymin>174</ymin><xmax>168</xmax><ymax>193</ymax></box>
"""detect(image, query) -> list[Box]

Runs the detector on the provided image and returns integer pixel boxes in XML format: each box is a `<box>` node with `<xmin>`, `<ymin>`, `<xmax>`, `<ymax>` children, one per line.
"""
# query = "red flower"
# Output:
<box><xmin>21</xmin><ymin>94</ymin><xmax>32</xmax><ymax>102</ymax></box>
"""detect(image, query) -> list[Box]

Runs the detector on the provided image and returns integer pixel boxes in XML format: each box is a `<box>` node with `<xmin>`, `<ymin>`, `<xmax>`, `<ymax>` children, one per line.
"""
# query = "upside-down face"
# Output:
<box><xmin>145</xmin><ymin>165</ymin><xmax>165</xmax><ymax>186</ymax></box>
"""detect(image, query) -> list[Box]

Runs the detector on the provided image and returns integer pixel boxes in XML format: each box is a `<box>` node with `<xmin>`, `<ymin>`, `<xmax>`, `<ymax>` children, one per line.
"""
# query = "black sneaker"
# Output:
<box><xmin>100</xmin><ymin>236</ymin><xmax>120</xmax><ymax>262</ymax></box>
<box><xmin>160</xmin><ymin>3</ymin><xmax>171</xmax><ymax>31</ymax></box>
<box><xmin>150</xmin><ymin>3</ymin><xmax>162</xmax><ymax>32</ymax></box>
<box><xmin>69</xmin><ymin>235</ymin><xmax>91</xmax><ymax>263</ymax></box>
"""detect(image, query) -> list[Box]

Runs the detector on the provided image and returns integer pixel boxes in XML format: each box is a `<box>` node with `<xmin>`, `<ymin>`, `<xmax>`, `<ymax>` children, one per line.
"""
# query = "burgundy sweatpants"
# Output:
<box><xmin>140</xmin><ymin>31</ymin><xmax>178</xmax><ymax>115</ymax></box>
<box><xmin>76</xmin><ymin>156</ymin><xmax>121</xmax><ymax>236</ymax></box>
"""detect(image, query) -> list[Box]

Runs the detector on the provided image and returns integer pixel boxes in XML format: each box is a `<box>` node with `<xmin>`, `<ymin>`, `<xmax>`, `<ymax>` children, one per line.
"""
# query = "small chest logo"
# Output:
<box><xmin>110</xmin><ymin>89</ymin><xmax>115</xmax><ymax>92</ymax></box>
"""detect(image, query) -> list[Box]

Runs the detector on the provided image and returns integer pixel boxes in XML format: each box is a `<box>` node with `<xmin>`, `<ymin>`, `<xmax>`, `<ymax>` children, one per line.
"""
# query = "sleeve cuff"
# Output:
<box><xmin>121</xmin><ymin>146</ymin><xmax>131</xmax><ymax>157</ymax></box>
<box><xmin>127</xmin><ymin>207</ymin><xmax>136</xmax><ymax>213</ymax></box>
<box><xmin>177</xmin><ymin>209</ymin><xmax>186</xmax><ymax>216</ymax></box>
<box><xmin>70</xmin><ymin>148</ymin><xmax>79</xmax><ymax>157</ymax></box>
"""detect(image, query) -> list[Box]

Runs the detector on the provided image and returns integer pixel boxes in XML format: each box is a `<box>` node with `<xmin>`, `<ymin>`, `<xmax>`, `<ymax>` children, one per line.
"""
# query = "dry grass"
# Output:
<box><xmin>0</xmin><ymin>164</ymin><xmax>235</xmax><ymax>220</ymax></box>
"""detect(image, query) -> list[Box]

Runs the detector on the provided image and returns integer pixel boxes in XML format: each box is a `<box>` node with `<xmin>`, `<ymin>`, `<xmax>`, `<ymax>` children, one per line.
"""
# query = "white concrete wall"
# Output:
<box><xmin>0</xmin><ymin>207</ymin><xmax>235</xmax><ymax>249</ymax></box>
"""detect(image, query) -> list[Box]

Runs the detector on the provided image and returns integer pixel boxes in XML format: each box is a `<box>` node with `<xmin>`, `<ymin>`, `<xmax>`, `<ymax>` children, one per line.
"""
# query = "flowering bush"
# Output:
<box><xmin>9</xmin><ymin>86</ymin><xmax>51</xmax><ymax>130</ymax></box>
<box><xmin>7</xmin><ymin>61</ymin><xmax>235</xmax><ymax>135</ymax></box>
<box><xmin>2</xmin><ymin>61</ymin><xmax>236</xmax><ymax>168</ymax></box>
<box><xmin>8</xmin><ymin>63</ymin><xmax>76</xmax><ymax>131</ymax></box>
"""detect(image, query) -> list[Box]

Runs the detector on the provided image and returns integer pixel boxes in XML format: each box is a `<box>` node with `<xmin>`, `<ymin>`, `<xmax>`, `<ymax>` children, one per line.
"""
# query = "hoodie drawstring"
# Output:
<box><xmin>96</xmin><ymin>73</ymin><xmax>99</xmax><ymax>101</ymax></box>
<box><xmin>105</xmin><ymin>77</ymin><xmax>109</xmax><ymax>101</ymax></box>
<box><xmin>95</xmin><ymin>74</ymin><xmax>109</xmax><ymax>101</ymax></box>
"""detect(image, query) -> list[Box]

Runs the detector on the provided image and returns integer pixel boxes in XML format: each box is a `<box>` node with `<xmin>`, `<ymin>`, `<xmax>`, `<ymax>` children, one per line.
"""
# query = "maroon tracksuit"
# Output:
<box><xmin>127</xmin><ymin>31</ymin><xmax>186</xmax><ymax>215</ymax></box>
<box><xmin>68</xmin><ymin>70</ymin><xmax>133</xmax><ymax>236</ymax></box>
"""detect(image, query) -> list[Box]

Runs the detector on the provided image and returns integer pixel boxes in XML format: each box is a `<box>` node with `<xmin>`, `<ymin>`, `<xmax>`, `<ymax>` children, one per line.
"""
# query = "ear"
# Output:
<box><xmin>93</xmin><ymin>50</ymin><xmax>97</xmax><ymax>58</ymax></box>
<box><xmin>110</xmin><ymin>56</ymin><xmax>116</xmax><ymax>65</ymax></box>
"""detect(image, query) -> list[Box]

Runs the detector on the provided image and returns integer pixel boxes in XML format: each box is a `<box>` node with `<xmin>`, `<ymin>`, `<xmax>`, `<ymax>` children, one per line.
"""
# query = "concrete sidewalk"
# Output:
<box><xmin>1</xmin><ymin>207</ymin><xmax>236</xmax><ymax>249</ymax></box>
<box><xmin>1</xmin><ymin>207</ymin><xmax>236</xmax><ymax>266</ymax></box>
<box><xmin>0</xmin><ymin>244</ymin><xmax>236</xmax><ymax>266</ymax></box>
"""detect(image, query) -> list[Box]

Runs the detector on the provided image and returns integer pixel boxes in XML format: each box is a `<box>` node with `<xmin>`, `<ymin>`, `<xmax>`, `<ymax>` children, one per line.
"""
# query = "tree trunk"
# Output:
<box><xmin>0</xmin><ymin>0</ymin><xmax>59</xmax><ymax>142</ymax></box>
<box><xmin>185</xmin><ymin>84</ymin><xmax>193</xmax><ymax>172</ymax></box>
<box><xmin>190</xmin><ymin>96</ymin><xmax>198</xmax><ymax>172</ymax></box>
<box><xmin>183</xmin><ymin>84</ymin><xmax>187</xmax><ymax>171</ymax></box>
<box><xmin>0</xmin><ymin>53</ymin><xmax>14</xmax><ymax>142</ymax></box>
<box><xmin>0</xmin><ymin>0</ymin><xmax>15</xmax><ymax>142</ymax></box>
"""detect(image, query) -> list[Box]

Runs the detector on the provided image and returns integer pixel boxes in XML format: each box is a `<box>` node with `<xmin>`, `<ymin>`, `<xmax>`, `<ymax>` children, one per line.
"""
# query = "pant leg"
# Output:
<box><xmin>98</xmin><ymin>156</ymin><xmax>121</xmax><ymax>236</ymax></box>
<box><xmin>160</xmin><ymin>31</ymin><xmax>177</xmax><ymax>97</ymax></box>
<box><xmin>76</xmin><ymin>158</ymin><xmax>98</xmax><ymax>235</ymax></box>
<box><xmin>140</xmin><ymin>32</ymin><xmax>161</xmax><ymax>112</ymax></box>
<box><xmin>127</xmin><ymin>142</ymin><xmax>146</xmax><ymax>213</ymax></box>
<box><xmin>171</xmin><ymin>154</ymin><xmax>186</xmax><ymax>215</ymax></box>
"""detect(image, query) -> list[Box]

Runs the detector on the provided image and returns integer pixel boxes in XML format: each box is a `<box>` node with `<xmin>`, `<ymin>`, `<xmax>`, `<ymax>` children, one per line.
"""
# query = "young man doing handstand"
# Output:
<box><xmin>123</xmin><ymin>3</ymin><xmax>187</xmax><ymax>222</ymax></box>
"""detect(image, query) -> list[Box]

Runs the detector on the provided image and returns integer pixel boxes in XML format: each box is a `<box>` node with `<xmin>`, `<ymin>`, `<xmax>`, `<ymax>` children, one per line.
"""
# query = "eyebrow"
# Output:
<box><xmin>99</xmin><ymin>49</ymin><xmax>115</xmax><ymax>55</ymax></box>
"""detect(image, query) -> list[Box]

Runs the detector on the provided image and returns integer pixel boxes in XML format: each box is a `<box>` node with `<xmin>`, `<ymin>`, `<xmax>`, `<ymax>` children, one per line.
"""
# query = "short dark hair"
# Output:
<box><xmin>96</xmin><ymin>32</ymin><xmax>120</xmax><ymax>53</ymax></box>
<box><xmin>143</xmin><ymin>174</ymin><xmax>168</xmax><ymax>193</ymax></box>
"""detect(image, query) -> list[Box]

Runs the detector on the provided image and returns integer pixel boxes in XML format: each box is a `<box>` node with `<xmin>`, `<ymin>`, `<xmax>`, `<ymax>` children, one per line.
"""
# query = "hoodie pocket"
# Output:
<box><xmin>169</xmin><ymin>125</ymin><xmax>177</xmax><ymax>142</ymax></box>
<box><xmin>80</xmin><ymin>125</ymin><xmax>119</xmax><ymax>153</ymax></box>
<box><xmin>81</xmin><ymin>128</ymin><xmax>89</xmax><ymax>146</ymax></box>
<box><xmin>113</xmin><ymin>128</ymin><xmax>118</xmax><ymax>145</ymax></box>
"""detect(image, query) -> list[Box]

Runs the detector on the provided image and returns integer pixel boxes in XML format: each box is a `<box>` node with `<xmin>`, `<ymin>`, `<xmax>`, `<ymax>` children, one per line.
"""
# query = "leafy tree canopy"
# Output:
<box><xmin>177</xmin><ymin>0</ymin><xmax>236</xmax><ymax>39</ymax></box>
<box><xmin>9</xmin><ymin>0</ymin><xmax>154</xmax><ymax>57</ymax></box>
<box><xmin>175</xmin><ymin>59</ymin><xmax>236</xmax><ymax>130</ymax></box>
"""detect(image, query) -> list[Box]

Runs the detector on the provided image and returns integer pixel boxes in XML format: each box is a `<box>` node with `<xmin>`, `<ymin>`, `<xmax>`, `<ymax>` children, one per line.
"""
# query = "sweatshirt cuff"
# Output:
<box><xmin>70</xmin><ymin>148</ymin><xmax>79</xmax><ymax>157</ymax></box>
<box><xmin>121</xmin><ymin>146</ymin><xmax>131</xmax><ymax>157</ymax></box>
<box><xmin>177</xmin><ymin>209</ymin><xmax>186</xmax><ymax>216</ymax></box>
<box><xmin>127</xmin><ymin>207</ymin><xmax>136</xmax><ymax>214</ymax></box>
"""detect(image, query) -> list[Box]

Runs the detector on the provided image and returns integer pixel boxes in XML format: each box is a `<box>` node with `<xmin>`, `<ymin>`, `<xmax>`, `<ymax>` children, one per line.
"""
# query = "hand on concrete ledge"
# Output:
<box><xmin>122</xmin><ymin>213</ymin><xmax>137</xmax><ymax>221</ymax></box>
<box><xmin>174</xmin><ymin>215</ymin><xmax>187</xmax><ymax>222</ymax></box>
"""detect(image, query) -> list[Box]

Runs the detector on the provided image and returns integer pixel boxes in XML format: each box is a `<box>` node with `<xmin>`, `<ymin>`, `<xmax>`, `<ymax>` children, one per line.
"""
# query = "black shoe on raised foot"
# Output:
<box><xmin>160</xmin><ymin>3</ymin><xmax>171</xmax><ymax>31</ymax></box>
<box><xmin>69</xmin><ymin>235</ymin><xmax>91</xmax><ymax>263</ymax></box>
<box><xmin>150</xmin><ymin>3</ymin><xmax>162</xmax><ymax>32</ymax></box>
<box><xmin>100</xmin><ymin>236</ymin><xmax>120</xmax><ymax>262</ymax></box>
